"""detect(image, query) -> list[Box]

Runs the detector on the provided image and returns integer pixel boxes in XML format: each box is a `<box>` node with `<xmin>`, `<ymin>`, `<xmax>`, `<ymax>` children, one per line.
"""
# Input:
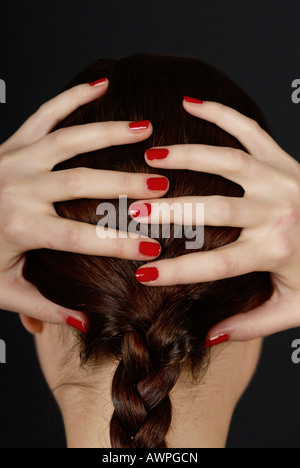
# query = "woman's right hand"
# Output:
<box><xmin>0</xmin><ymin>79</ymin><xmax>165</xmax><ymax>328</ymax></box>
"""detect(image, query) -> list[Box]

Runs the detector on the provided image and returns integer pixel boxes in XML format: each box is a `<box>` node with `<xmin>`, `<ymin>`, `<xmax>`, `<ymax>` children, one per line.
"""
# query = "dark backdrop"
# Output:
<box><xmin>0</xmin><ymin>0</ymin><xmax>300</xmax><ymax>448</ymax></box>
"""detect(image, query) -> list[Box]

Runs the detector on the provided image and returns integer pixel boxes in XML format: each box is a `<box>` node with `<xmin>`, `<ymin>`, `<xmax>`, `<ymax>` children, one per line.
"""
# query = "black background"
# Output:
<box><xmin>0</xmin><ymin>0</ymin><xmax>300</xmax><ymax>448</ymax></box>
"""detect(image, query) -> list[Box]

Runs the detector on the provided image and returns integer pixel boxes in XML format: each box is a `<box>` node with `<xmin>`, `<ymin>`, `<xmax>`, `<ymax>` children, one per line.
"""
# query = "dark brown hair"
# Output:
<box><xmin>23</xmin><ymin>54</ymin><xmax>273</xmax><ymax>448</ymax></box>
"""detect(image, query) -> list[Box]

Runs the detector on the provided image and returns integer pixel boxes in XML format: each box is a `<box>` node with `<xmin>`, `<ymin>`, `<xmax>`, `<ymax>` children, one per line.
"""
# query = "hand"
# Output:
<box><xmin>0</xmin><ymin>79</ymin><xmax>165</xmax><ymax>328</ymax></box>
<box><xmin>131</xmin><ymin>97</ymin><xmax>300</xmax><ymax>343</ymax></box>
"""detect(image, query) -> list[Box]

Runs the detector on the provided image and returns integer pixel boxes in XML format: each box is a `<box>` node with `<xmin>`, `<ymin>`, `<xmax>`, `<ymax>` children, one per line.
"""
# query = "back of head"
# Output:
<box><xmin>23</xmin><ymin>54</ymin><xmax>273</xmax><ymax>448</ymax></box>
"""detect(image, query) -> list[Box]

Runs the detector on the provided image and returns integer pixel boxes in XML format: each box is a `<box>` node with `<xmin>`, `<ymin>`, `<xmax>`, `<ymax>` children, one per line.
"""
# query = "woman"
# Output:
<box><xmin>1</xmin><ymin>54</ymin><xmax>299</xmax><ymax>448</ymax></box>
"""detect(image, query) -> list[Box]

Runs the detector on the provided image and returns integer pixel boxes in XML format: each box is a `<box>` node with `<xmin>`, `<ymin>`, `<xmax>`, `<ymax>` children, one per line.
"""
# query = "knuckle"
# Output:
<box><xmin>0</xmin><ymin>175</ymin><xmax>28</xmax><ymax>243</ymax></box>
<box><xmin>277</xmin><ymin>172</ymin><xmax>300</xmax><ymax>199</ymax></box>
<box><xmin>279</xmin><ymin>202</ymin><xmax>300</xmax><ymax>228</ymax></box>
<box><xmin>0</xmin><ymin>180</ymin><xmax>16</xmax><ymax>204</ymax></box>
<box><xmin>167</xmin><ymin>260</ymin><xmax>182</xmax><ymax>284</ymax></box>
<box><xmin>245</xmin><ymin>118</ymin><xmax>264</xmax><ymax>136</ymax></box>
<box><xmin>0</xmin><ymin>156</ymin><xmax>7</xmax><ymax>172</ymax></box>
<box><xmin>285</xmin><ymin>202</ymin><xmax>300</xmax><ymax>226</ymax></box>
<box><xmin>231</xmin><ymin>149</ymin><xmax>252</xmax><ymax>172</ymax></box>
<box><xmin>114</xmin><ymin>236</ymin><xmax>126</xmax><ymax>258</ymax></box>
<box><xmin>287</xmin><ymin>179</ymin><xmax>300</xmax><ymax>198</ymax></box>
<box><xmin>271</xmin><ymin>238</ymin><xmax>293</xmax><ymax>263</ymax></box>
<box><xmin>63</xmin><ymin>168</ymin><xmax>86</xmax><ymax>197</ymax></box>
<box><xmin>215</xmin><ymin>196</ymin><xmax>236</xmax><ymax>223</ymax></box>
<box><xmin>71</xmin><ymin>84</ymin><xmax>87</xmax><ymax>104</ymax></box>
<box><xmin>60</xmin><ymin>227</ymin><xmax>81</xmax><ymax>250</ymax></box>
<box><xmin>270</xmin><ymin>202</ymin><xmax>299</xmax><ymax>263</ymax></box>
<box><xmin>30</xmin><ymin>175</ymin><xmax>46</xmax><ymax>197</ymax></box>
<box><xmin>0</xmin><ymin>153</ymin><xmax>14</xmax><ymax>173</ymax></box>
<box><xmin>184</xmin><ymin>146</ymin><xmax>195</xmax><ymax>170</ymax></box>
<box><xmin>2</xmin><ymin>213</ymin><xmax>25</xmax><ymax>242</ymax></box>
<box><xmin>214</xmin><ymin>254</ymin><xmax>237</xmax><ymax>278</ymax></box>
<box><xmin>103</xmin><ymin>121</ymin><xmax>116</xmax><ymax>146</ymax></box>
<box><xmin>51</xmin><ymin>128</ymin><xmax>71</xmax><ymax>151</ymax></box>
<box><xmin>119</xmin><ymin>171</ymin><xmax>131</xmax><ymax>192</ymax></box>
<box><xmin>36</xmin><ymin>101</ymin><xmax>54</xmax><ymax>120</ymax></box>
<box><xmin>169</xmin><ymin>270</ymin><xmax>180</xmax><ymax>285</ymax></box>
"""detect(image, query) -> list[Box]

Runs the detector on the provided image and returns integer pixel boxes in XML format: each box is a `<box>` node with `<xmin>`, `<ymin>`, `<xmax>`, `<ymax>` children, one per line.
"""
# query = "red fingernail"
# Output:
<box><xmin>205</xmin><ymin>334</ymin><xmax>229</xmax><ymax>349</ymax></box>
<box><xmin>135</xmin><ymin>267</ymin><xmax>159</xmax><ymax>283</ymax></box>
<box><xmin>129</xmin><ymin>120</ymin><xmax>150</xmax><ymax>131</ymax></box>
<box><xmin>66</xmin><ymin>317</ymin><xmax>88</xmax><ymax>334</ymax></box>
<box><xmin>89</xmin><ymin>77</ymin><xmax>108</xmax><ymax>87</ymax></box>
<box><xmin>139</xmin><ymin>241</ymin><xmax>161</xmax><ymax>257</ymax></box>
<box><xmin>146</xmin><ymin>148</ymin><xmax>169</xmax><ymax>160</ymax></box>
<box><xmin>147</xmin><ymin>177</ymin><xmax>169</xmax><ymax>191</ymax></box>
<box><xmin>184</xmin><ymin>96</ymin><xmax>204</xmax><ymax>104</ymax></box>
<box><xmin>130</xmin><ymin>203</ymin><xmax>152</xmax><ymax>218</ymax></box>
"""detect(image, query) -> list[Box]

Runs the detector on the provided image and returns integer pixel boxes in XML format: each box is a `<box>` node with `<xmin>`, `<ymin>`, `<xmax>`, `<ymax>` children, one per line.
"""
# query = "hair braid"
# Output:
<box><xmin>110</xmin><ymin>327</ymin><xmax>183</xmax><ymax>448</ymax></box>
<box><xmin>23</xmin><ymin>54</ymin><xmax>275</xmax><ymax>449</ymax></box>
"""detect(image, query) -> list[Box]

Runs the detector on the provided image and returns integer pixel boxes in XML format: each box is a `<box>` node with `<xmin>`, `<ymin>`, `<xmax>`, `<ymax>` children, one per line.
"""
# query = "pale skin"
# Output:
<box><xmin>0</xmin><ymin>79</ymin><xmax>165</xmax><ymax>329</ymax></box>
<box><xmin>1</xmin><ymin>82</ymin><xmax>299</xmax><ymax>340</ymax></box>
<box><xmin>3</xmin><ymin>81</ymin><xmax>299</xmax><ymax>447</ymax></box>
<box><xmin>131</xmin><ymin>98</ymin><xmax>300</xmax><ymax>343</ymax></box>
<box><xmin>22</xmin><ymin>316</ymin><xmax>263</xmax><ymax>448</ymax></box>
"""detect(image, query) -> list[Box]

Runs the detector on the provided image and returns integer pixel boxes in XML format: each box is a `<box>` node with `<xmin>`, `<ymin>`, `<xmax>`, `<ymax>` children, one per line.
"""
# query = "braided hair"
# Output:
<box><xmin>23</xmin><ymin>54</ymin><xmax>274</xmax><ymax>447</ymax></box>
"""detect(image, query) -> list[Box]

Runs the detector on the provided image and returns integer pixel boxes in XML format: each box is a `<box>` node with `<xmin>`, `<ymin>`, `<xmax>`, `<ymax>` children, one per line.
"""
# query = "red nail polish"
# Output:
<box><xmin>129</xmin><ymin>120</ymin><xmax>150</xmax><ymax>130</ymax></box>
<box><xmin>135</xmin><ymin>267</ymin><xmax>159</xmax><ymax>283</ymax></box>
<box><xmin>147</xmin><ymin>177</ymin><xmax>169</xmax><ymax>191</ymax></box>
<box><xmin>130</xmin><ymin>203</ymin><xmax>152</xmax><ymax>218</ymax></box>
<box><xmin>205</xmin><ymin>334</ymin><xmax>229</xmax><ymax>349</ymax></box>
<box><xmin>146</xmin><ymin>148</ymin><xmax>169</xmax><ymax>160</ymax></box>
<box><xmin>89</xmin><ymin>77</ymin><xmax>108</xmax><ymax>87</ymax></box>
<box><xmin>139</xmin><ymin>241</ymin><xmax>161</xmax><ymax>257</ymax></box>
<box><xmin>66</xmin><ymin>317</ymin><xmax>88</xmax><ymax>334</ymax></box>
<box><xmin>184</xmin><ymin>96</ymin><xmax>204</xmax><ymax>104</ymax></box>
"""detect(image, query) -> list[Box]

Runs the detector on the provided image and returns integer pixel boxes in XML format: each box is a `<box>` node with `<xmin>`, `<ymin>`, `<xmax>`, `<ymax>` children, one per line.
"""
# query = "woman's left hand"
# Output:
<box><xmin>130</xmin><ymin>97</ymin><xmax>300</xmax><ymax>343</ymax></box>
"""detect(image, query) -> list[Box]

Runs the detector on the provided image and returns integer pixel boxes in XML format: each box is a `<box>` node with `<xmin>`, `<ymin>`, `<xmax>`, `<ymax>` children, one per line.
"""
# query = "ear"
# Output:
<box><xmin>19</xmin><ymin>314</ymin><xmax>44</xmax><ymax>334</ymax></box>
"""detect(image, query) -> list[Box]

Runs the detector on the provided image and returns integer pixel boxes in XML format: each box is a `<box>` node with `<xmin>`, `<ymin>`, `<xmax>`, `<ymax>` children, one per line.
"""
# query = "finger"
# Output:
<box><xmin>145</xmin><ymin>144</ymin><xmax>268</xmax><ymax>191</ymax></box>
<box><xmin>129</xmin><ymin>196</ymin><xmax>267</xmax><ymax>228</ymax></box>
<box><xmin>135</xmin><ymin>239</ymin><xmax>263</xmax><ymax>286</ymax></box>
<box><xmin>1</xmin><ymin>80</ymin><xmax>109</xmax><ymax>152</ymax></box>
<box><xmin>182</xmin><ymin>98</ymin><xmax>285</xmax><ymax>165</ymax></box>
<box><xmin>207</xmin><ymin>287</ymin><xmax>300</xmax><ymax>342</ymax></box>
<box><xmin>23</xmin><ymin>120</ymin><xmax>153</xmax><ymax>170</ymax></box>
<box><xmin>0</xmin><ymin>274</ymin><xmax>89</xmax><ymax>328</ymax></box>
<box><xmin>37</xmin><ymin>169</ymin><xmax>169</xmax><ymax>202</ymax></box>
<box><xmin>30</xmin><ymin>216</ymin><xmax>162</xmax><ymax>260</ymax></box>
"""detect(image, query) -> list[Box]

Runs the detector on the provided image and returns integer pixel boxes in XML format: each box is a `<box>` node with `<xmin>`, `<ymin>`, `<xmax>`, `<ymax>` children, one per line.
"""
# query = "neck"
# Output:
<box><xmin>57</xmin><ymin>340</ymin><xmax>262</xmax><ymax>448</ymax></box>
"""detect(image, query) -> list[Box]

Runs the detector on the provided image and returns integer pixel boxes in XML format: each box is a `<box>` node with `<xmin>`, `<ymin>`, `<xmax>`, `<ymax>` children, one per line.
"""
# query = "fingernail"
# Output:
<box><xmin>147</xmin><ymin>177</ymin><xmax>169</xmax><ymax>191</ymax></box>
<box><xmin>66</xmin><ymin>316</ymin><xmax>88</xmax><ymax>334</ymax></box>
<box><xmin>129</xmin><ymin>120</ymin><xmax>150</xmax><ymax>131</ymax></box>
<box><xmin>184</xmin><ymin>96</ymin><xmax>204</xmax><ymax>104</ymax></box>
<box><xmin>139</xmin><ymin>241</ymin><xmax>161</xmax><ymax>257</ymax></box>
<box><xmin>130</xmin><ymin>203</ymin><xmax>152</xmax><ymax>218</ymax></box>
<box><xmin>89</xmin><ymin>77</ymin><xmax>108</xmax><ymax>87</ymax></box>
<box><xmin>146</xmin><ymin>148</ymin><xmax>169</xmax><ymax>161</ymax></box>
<box><xmin>205</xmin><ymin>334</ymin><xmax>229</xmax><ymax>349</ymax></box>
<box><xmin>135</xmin><ymin>267</ymin><xmax>159</xmax><ymax>283</ymax></box>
